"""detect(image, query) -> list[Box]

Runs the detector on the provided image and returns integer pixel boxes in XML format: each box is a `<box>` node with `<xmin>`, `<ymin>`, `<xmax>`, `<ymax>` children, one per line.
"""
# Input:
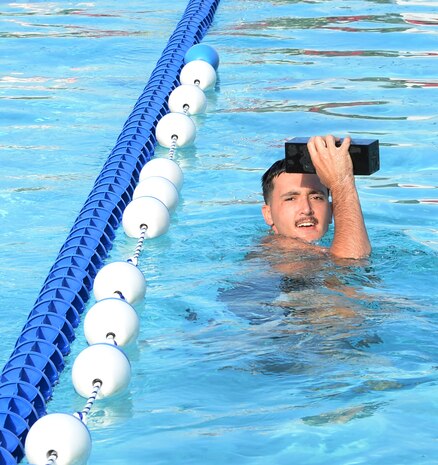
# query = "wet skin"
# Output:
<box><xmin>262</xmin><ymin>172</ymin><xmax>332</xmax><ymax>243</ymax></box>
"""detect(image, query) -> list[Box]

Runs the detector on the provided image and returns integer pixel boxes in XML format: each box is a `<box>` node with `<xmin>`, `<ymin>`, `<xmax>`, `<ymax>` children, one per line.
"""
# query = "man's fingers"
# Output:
<box><xmin>314</xmin><ymin>135</ymin><xmax>328</xmax><ymax>151</ymax></box>
<box><xmin>341</xmin><ymin>136</ymin><xmax>351</xmax><ymax>150</ymax></box>
<box><xmin>307</xmin><ymin>134</ymin><xmax>351</xmax><ymax>157</ymax></box>
<box><xmin>325</xmin><ymin>134</ymin><xmax>337</xmax><ymax>148</ymax></box>
<box><xmin>307</xmin><ymin>136</ymin><xmax>317</xmax><ymax>156</ymax></box>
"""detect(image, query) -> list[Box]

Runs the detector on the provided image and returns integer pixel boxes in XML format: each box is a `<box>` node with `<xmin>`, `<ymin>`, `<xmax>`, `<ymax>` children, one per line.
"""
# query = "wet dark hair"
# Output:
<box><xmin>261</xmin><ymin>158</ymin><xmax>329</xmax><ymax>204</ymax></box>
<box><xmin>261</xmin><ymin>159</ymin><xmax>286</xmax><ymax>204</ymax></box>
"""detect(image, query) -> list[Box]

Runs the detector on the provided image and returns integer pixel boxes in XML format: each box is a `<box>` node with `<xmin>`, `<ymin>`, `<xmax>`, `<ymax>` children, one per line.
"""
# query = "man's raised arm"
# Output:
<box><xmin>307</xmin><ymin>135</ymin><xmax>371</xmax><ymax>259</ymax></box>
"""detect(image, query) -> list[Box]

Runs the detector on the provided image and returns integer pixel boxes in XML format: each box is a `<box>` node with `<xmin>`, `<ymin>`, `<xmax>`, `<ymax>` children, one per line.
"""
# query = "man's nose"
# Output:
<box><xmin>299</xmin><ymin>197</ymin><xmax>314</xmax><ymax>215</ymax></box>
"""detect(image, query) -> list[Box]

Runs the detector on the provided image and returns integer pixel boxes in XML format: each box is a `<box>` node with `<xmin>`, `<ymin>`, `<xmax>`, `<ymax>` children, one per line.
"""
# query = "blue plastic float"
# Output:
<box><xmin>0</xmin><ymin>0</ymin><xmax>221</xmax><ymax>463</ymax></box>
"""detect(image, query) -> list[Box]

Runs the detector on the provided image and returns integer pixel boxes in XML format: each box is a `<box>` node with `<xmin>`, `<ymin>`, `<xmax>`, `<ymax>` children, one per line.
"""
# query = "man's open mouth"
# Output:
<box><xmin>296</xmin><ymin>218</ymin><xmax>318</xmax><ymax>228</ymax></box>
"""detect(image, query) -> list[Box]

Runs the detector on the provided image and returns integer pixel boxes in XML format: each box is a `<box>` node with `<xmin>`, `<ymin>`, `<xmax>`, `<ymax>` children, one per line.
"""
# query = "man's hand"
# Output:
<box><xmin>307</xmin><ymin>135</ymin><xmax>354</xmax><ymax>191</ymax></box>
<box><xmin>307</xmin><ymin>134</ymin><xmax>371</xmax><ymax>260</ymax></box>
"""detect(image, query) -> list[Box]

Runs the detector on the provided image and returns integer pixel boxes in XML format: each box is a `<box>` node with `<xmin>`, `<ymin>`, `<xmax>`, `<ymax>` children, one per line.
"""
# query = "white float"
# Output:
<box><xmin>83</xmin><ymin>298</ymin><xmax>139</xmax><ymax>347</ymax></box>
<box><xmin>139</xmin><ymin>158</ymin><xmax>184</xmax><ymax>191</ymax></box>
<box><xmin>72</xmin><ymin>343</ymin><xmax>131</xmax><ymax>399</ymax></box>
<box><xmin>25</xmin><ymin>413</ymin><xmax>91</xmax><ymax>465</ymax></box>
<box><xmin>93</xmin><ymin>261</ymin><xmax>146</xmax><ymax>304</ymax></box>
<box><xmin>133</xmin><ymin>176</ymin><xmax>179</xmax><ymax>212</ymax></box>
<box><xmin>122</xmin><ymin>196</ymin><xmax>170</xmax><ymax>239</ymax></box>
<box><xmin>155</xmin><ymin>112</ymin><xmax>196</xmax><ymax>148</ymax></box>
<box><xmin>24</xmin><ymin>41</ymin><xmax>221</xmax><ymax>465</ymax></box>
<box><xmin>168</xmin><ymin>84</ymin><xmax>207</xmax><ymax>115</ymax></box>
<box><xmin>180</xmin><ymin>60</ymin><xmax>217</xmax><ymax>91</ymax></box>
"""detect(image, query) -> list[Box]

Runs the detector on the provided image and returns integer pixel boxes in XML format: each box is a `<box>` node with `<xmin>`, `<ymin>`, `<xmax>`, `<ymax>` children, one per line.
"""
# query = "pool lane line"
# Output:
<box><xmin>0</xmin><ymin>0</ymin><xmax>221</xmax><ymax>463</ymax></box>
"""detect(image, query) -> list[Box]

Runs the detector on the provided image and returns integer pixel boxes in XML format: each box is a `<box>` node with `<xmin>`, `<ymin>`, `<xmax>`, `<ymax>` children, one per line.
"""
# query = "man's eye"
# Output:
<box><xmin>285</xmin><ymin>197</ymin><xmax>296</xmax><ymax>201</ymax></box>
<box><xmin>311</xmin><ymin>195</ymin><xmax>324</xmax><ymax>201</ymax></box>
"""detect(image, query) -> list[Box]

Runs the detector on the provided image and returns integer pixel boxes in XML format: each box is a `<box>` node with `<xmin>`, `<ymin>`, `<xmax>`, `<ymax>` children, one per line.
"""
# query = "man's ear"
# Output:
<box><xmin>262</xmin><ymin>204</ymin><xmax>273</xmax><ymax>227</ymax></box>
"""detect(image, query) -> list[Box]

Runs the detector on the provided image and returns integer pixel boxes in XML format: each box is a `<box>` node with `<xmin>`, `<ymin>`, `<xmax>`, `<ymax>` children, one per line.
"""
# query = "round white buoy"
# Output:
<box><xmin>133</xmin><ymin>176</ymin><xmax>179</xmax><ymax>212</ymax></box>
<box><xmin>84</xmin><ymin>298</ymin><xmax>140</xmax><ymax>347</ymax></box>
<box><xmin>155</xmin><ymin>112</ymin><xmax>196</xmax><ymax>148</ymax></box>
<box><xmin>122</xmin><ymin>196</ymin><xmax>170</xmax><ymax>239</ymax></box>
<box><xmin>93</xmin><ymin>261</ymin><xmax>146</xmax><ymax>304</ymax></box>
<box><xmin>180</xmin><ymin>60</ymin><xmax>217</xmax><ymax>91</ymax></box>
<box><xmin>25</xmin><ymin>413</ymin><xmax>91</xmax><ymax>465</ymax></box>
<box><xmin>72</xmin><ymin>343</ymin><xmax>131</xmax><ymax>399</ymax></box>
<box><xmin>168</xmin><ymin>84</ymin><xmax>207</xmax><ymax>115</ymax></box>
<box><xmin>139</xmin><ymin>158</ymin><xmax>184</xmax><ymax>191</ymax></box>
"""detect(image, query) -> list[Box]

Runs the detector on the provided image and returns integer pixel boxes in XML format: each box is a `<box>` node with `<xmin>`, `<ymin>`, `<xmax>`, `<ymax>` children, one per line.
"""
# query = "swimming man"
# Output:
<box><xmin>261</xmin><ymin>135</ymin><xmax>371</xmax><ymax>260</ymax></box>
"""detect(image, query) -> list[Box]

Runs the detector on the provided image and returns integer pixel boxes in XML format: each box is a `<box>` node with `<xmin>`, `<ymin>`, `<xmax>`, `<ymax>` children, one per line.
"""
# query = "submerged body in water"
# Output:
<box><xmin>219</xmin><ymin>234</ymin><xmax>383</xmax><ymax>349</ymax></box>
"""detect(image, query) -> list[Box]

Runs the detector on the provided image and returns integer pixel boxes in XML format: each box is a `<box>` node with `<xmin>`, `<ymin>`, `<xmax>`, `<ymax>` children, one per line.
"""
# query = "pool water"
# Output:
<box><xmin>1</xmin><ymin>1</ymin><xmax>437</xmax><ymax>464</ymax></box>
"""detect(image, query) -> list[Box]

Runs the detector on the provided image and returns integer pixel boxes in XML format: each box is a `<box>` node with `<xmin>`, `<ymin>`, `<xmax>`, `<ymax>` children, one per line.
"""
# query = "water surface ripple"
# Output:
<box><xmin>0</xmin><ymin>1</ymin><xmax>437</xmax><ymax>464</ymax></box>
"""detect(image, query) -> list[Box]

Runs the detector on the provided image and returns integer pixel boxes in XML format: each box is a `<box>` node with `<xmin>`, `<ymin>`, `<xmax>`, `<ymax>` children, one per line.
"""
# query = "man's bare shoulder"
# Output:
<box><xmin>244</xmin><ymin>234</ymin><xmax>330</xmax><ymax>276</ymax></box>
<box><xmin>252</xmin><ymin>234</ymin><xmax>329</xmax><ymax>257</ymax></box>
<box><xmin>249</xmin><ymin>235</ymin><xmax>369</xmax><ymax>269</ymax></box>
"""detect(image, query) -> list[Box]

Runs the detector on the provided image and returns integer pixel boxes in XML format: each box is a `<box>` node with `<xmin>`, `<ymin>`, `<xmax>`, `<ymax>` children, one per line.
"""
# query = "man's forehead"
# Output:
<box><xmin>274</xmin><ymin>172</ymin><xmax>328</xmax><ymax>192</ymax></box>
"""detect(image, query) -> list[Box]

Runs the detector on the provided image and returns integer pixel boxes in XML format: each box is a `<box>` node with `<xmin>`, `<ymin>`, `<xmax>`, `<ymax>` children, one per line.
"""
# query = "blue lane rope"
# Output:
<box><xmin>0</xmin><ymin>1</ymin><xmax>221</xmax><ymax>463</ymax></box>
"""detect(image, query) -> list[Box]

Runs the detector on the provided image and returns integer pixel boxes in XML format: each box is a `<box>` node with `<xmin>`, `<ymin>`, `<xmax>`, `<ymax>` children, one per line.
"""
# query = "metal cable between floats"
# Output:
<box><xmin>168</xmin><ymin>134</ymin><xmax>178</xmax><ymax>159</ymax></box>
<box><xmin>127</xmin><ymin>224</ymin><xmax>148</xmax><ymax>266</ymax></box>
<box><xmin>44</xmin><ymin>451</ymin><xmax>57</xmax><ymax>465</ymax></box>
<box><xmin>73</xmin><ymin>380</ymin><xmax>102</xmax><ymax>424</ymax></box>
<box><xmin>0</xmin><ymin>1</ymin><xmax>221</xmax><ymax>463</ymax></box>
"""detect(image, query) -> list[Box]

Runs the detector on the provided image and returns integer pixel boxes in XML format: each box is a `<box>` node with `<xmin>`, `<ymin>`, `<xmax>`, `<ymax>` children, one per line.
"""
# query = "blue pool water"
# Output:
<box><xmin>1</xmin><ymin>1</ymin><xmax>437</xmax><ymax>464</ymax></box>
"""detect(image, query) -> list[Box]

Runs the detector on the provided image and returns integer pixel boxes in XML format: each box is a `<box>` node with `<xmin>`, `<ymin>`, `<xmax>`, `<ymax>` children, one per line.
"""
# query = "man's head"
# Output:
<box><xmin>261</xmin><ymin>159</ymin><xmax>332</xmax><ymax>242</ymax></box>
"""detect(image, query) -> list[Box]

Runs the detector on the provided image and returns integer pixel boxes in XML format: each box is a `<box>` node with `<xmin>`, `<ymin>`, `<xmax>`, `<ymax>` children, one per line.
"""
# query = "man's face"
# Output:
<box><xmin>262</xmin><ymin>172</ymin><xmax>332</xmax><ymax>242</ymax></box>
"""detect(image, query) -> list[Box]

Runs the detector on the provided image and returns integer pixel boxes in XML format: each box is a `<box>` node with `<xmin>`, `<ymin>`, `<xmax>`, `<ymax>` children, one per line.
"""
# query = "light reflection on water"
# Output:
<box><xmin>0</xmin><ymin>0</ymin><xmax>437</xmax><ymax>464</ymax></box>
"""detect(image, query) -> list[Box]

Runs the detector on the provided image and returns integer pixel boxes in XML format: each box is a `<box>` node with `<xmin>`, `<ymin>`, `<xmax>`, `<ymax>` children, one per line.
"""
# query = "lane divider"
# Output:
<box><xmin>0</xmin><ymin>2</ymin><xmax>220</xmax><ymax>464</ymax></box>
